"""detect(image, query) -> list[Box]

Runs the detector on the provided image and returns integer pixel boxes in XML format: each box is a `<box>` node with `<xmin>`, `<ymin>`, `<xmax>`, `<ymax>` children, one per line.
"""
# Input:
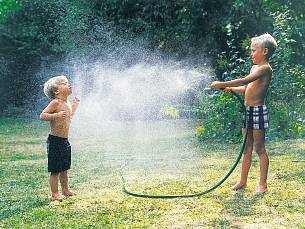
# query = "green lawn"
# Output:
<box><xmin>0</xmin><ymin>118</ymin><xmax>304</xmax><ymax>228</ymax></box>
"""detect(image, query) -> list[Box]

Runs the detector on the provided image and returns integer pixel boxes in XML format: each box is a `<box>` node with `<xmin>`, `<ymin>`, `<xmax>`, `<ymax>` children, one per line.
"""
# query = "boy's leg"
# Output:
<box><xmin>59</xmin><ymin>170</ymin><xmax>76</xmax><ymax>196</ymax></box>
<box><xmin>253</xmin><ymin>129</ymin><xmax>269</xmax><ymax>193</ymax></box>
<box><xmin>232</xmin><ymin>128</ymin><xmax>253</xmax><ymax>190</ymax></box>
<box><xmin>49</xmin><ymin>172</ymin><xmax>65</xmax><ymax>200</ymax></box>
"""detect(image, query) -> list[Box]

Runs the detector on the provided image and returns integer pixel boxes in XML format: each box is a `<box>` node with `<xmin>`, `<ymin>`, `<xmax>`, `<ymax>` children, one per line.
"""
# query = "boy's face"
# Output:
<box><xmin>251</xmin><ymin>43</ymin><xmax>268</xmax><ymax>65</ymax></box>
<box><xmin>56</xmin><ymin>78</ymin><xmax>72</xmax><ymax>97</ymax></box>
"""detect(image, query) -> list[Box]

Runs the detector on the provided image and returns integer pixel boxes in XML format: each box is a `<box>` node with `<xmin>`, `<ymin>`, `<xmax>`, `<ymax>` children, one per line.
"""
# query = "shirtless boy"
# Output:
<box><xmin>40</xmin><ymin>75</ymin><xmax>80</xmax><ymax>200</ymax></box>
<box><xmin>211</xmin><ymin>33</ymin><xmax>277</xmax><ymax>193</ymax></box>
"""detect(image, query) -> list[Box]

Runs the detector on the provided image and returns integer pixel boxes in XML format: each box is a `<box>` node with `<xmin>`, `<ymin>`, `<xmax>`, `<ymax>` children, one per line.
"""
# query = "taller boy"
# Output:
<box><xmin>211</xmin><ymin>33</ymin><xmax>277</xmax><ymax>193</ymax></box>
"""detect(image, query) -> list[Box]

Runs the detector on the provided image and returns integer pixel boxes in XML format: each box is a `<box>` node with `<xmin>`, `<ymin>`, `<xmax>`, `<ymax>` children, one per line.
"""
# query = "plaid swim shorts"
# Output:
<box><xmin>243</xmin><ymin>105</ymin><xmax>269</xmax><ymax>129</ymax></box>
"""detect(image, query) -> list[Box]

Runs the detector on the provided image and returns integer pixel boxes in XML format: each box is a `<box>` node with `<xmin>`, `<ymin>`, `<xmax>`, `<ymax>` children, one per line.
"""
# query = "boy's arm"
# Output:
<box><xmin>224</xmin><ymin>85</ymin><xmax>247</xmax><ymax>94</ymax></box>
<box><xmin>71</xmin><ymin>96</ymin><xmax>80</xmax><ymax>116</ymax></box>
<box><xmin>40</xmin><ymin>100</ymin><xmax>66</xmax><ymax>121</ymax></box>
<box><xmin>211</xmin><ymin>65</ymin><xmax>271</xmax><ymax>89</ymax></box>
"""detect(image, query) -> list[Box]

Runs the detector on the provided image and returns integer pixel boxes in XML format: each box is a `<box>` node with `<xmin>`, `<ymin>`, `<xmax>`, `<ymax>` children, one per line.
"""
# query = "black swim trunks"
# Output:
<box><xmin>243</xmin><ymin>105</ymin><xmax>269</xmax><ymax>129</ymax></box>
<box><xmin>47</xmin><ymin>134</ymin><xmax>71</xmax><ymax>173</ymax></box>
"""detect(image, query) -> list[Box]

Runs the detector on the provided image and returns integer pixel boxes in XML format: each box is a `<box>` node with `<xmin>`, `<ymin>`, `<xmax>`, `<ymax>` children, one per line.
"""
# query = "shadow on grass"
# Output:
<box><xmin>0</xmin><ymin>162</ymin><xmax>50</xmax><ymax>221</ymax></box>
<box><xmin>0</xmin><ymin>198</ymin><xmax>50</xmax><ymax>220</ymax></box>
<box><xmin>223</xmin><ymin>190</ymin><xmax>265</xmax><ymax>217</ymax></box>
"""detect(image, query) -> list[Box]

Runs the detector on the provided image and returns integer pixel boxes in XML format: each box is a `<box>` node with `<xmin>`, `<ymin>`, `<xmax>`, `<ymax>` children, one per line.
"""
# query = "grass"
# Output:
<box><xmin>0</xmin><ymin>118</ymin><xmax>304</xmax><ymax>228</ymax></box>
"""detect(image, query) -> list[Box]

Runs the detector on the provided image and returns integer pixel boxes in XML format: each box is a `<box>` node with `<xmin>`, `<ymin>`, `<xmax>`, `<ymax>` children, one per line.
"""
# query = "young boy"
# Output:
<box><xmin>40</xmin><ymin>75</ymin><xmax>80</xmax><ymax>200</ymax></box>
<box><xmin>211</xmin><ymin>33</ymin><xmax>277</xmax><ymax>193</ymax></box>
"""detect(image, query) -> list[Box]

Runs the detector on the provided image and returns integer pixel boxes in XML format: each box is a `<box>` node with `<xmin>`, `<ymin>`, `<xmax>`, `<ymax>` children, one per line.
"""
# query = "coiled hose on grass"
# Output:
<box><xmin>120</xmin><ymin>90</ymin><xmax>247</xmax><ymax>198</ymax></box>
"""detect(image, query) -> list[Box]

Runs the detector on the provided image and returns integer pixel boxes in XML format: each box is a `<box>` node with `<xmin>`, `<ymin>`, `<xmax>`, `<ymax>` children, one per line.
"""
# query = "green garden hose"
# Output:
<box><xmin>120</xmin><ymin>91</ymin><xmax>247</xmax><ymax>198</ymax></box>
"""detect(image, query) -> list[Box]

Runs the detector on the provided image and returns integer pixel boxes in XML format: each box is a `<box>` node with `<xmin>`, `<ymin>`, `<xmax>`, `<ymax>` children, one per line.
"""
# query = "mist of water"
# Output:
<box><xmin>40</xmin><ymin>39</ymin><xmax>214</xmax><ymax>184</ymax></box>
<box><xmin>74</xmin><ymin>62</ymin><xmax>208</xmax><ymax>120</ymax></box>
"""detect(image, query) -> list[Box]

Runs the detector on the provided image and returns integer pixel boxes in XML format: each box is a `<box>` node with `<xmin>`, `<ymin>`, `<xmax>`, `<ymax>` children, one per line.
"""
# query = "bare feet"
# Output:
<box><xmin>63</xmin><ymin>190</ymin><xmax>76</xmax><ymax>197</ymax></box>
<box><xmin>50</xmin><ymin>193</ymin><xmax>65</xmax><ymax>201</ymax></box>
<box><xmin>232</xmin><ymin>183</ymin><xmax>247</xmax><ymax>191</ymax></box>
<box><xmin>256</xmin><ymin>185</ymin><xmax>267</xmax><ymax>193</ymax></box>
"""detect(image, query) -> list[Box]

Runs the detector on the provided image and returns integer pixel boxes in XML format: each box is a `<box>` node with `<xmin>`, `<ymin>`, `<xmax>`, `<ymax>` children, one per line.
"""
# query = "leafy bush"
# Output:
<box><xmin>196</xmin><ymin>90</ymin><xmax>243</xmax><ymax>142</ymax></box>
<box><xmin>268</xmin><ymin>10</ymin><xmax>305</xmax><ymax>139</ymax></box>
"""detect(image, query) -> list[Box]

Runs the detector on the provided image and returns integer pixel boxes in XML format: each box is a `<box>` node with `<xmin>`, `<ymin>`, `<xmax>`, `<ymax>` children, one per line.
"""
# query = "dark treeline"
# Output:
<box><xmin>0</xmin><ymin>0</ymin><xmax>304</xmax><ymax>140</ymax></box>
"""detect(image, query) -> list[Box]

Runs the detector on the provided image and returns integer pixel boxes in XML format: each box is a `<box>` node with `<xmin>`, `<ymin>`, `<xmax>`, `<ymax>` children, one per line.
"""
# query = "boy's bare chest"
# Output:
<box><xmin>248</xmin><ymin>80</ymin><xmax>260</xmax><ymax>89</ymax></box>
<box><xmin>245</xmin><ymin>76</ymin><xmax>271</xmax><ymax>102</ymax></box>
<box><xmin>57</xmin><ymin>102</ymin><xmax>72</xmax><ymax>121</ymax></box>
<box><xmin>59</xmin><ymin>102</ymin><xmax>71</xmax><ymax>112</ymax></box>
<box><xmin>249</xmin><ymin>74</ymin><xmax>271</xmax><ymax>89</ymax></box>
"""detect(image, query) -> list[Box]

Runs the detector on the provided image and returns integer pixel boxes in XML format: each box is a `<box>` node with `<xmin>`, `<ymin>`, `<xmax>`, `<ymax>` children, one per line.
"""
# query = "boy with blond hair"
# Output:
<box><xmin>40</xmin><ymin>75</ymin><xmax>80</xmax><ymax>200</ymax></box>
<box><xmin>211</xmin><ymin>33</ymin><xmax>277</xmax><ymax>193</ymax></box>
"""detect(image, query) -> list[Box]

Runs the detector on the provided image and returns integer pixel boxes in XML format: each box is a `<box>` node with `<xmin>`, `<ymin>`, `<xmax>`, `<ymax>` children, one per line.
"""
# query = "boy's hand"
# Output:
<box><xmin>56</xmin><ymin>111</ymin><xmax>67</xmax><ymax>120</ymax></box>
<box><xmin>72</xmin><ymin>96</ymin><xmax>80</xmax><ymax>106</ymax></box>
<box><xmin>210</xmin><ymin>81</ymin><xmax>224</xmax><ymax>89</ymax></box>
<box><xmin>223</xmin><ymin>87</ymin><xmax>232</xmax><ymax>93</ymax></box>
<box><xmin>72</xmin><ymin>96</ymin><xmax>80</xmax><ymax>113</ymax></box>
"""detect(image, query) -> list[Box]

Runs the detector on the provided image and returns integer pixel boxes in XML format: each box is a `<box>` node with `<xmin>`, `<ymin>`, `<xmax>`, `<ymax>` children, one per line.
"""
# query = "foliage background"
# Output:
<box><xmin>0</xmin><ymin>0</ymin><xmax>304</xmax><ymax>140</ymax></box>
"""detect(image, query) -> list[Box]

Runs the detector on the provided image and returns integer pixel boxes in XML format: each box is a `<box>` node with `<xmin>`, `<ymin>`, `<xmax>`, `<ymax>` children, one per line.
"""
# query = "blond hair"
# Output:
<box><xmin>43</xmin><ymin>75</ymin><xmax>68</xmax><ymax>99</ymax></box>
<box><xmin>251</xmin><ymin>33</ymin><xmax>277</xmax><ymax>59</ymax></box>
